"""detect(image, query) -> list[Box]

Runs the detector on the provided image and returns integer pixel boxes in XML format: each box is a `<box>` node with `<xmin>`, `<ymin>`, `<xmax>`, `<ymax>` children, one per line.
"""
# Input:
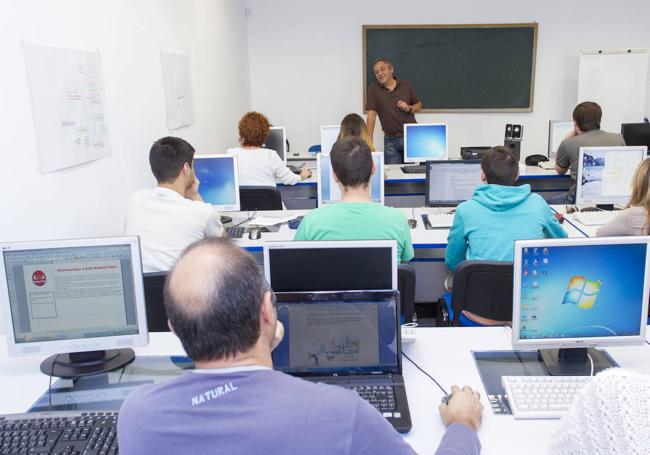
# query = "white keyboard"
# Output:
<box><xmin>538</xmin><ymin>159</ymin><xmax>556</xmax><ymax>170</ymax></box>
<box><xmin>422</xmin><ymin>213</ymin><xmax>455</xmax><ymax>228</ymax></box>
<box><xmin>572</xmin><ymin>211</ymin><xmax>618</xmax><ymax>226</ymax></box>
<box><xmin>502</xmin><ymin>375</ymin><xmax>590</xmax><ymax>419</ymax></box>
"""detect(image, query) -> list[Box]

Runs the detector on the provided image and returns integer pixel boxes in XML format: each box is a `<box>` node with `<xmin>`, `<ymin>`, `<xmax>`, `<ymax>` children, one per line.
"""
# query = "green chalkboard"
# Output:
<box><xmin>363</xmin><ymin>24</ymin><xmax>538</xmax><ymax>112</ymax></box>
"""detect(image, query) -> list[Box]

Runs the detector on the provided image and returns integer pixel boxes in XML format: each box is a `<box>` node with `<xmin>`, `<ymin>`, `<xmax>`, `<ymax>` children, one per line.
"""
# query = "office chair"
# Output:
<box><xmin>398</xmin><ymin>264</ymin><xmax>416</xmax><ymax>323</ymax></box>
<box><xmin>143</xmin><ymin>271</ymin><xmax>170</xmax><ymax>332</ymax></box>
<box><xmin>437</xmin><ymin>261</ymin><xmax>513</xmax><ymax>327</ymax></box>
<box><xmin>308</xmin><ymin>144</ymin><xmax>321</xmax><ymax>154</ymax></box>
<box><xmin>239</xmin><ymin>186</ymin><xmax>283</xmax><ymax>211</ymax></box>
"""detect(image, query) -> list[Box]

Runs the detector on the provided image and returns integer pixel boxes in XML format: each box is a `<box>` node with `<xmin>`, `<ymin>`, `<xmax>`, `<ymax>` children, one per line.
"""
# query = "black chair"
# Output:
<box><xmin>239</xmin><ymin>186</ymin><xmax>283</xmax><ymax>211</ymax></box>
<box><xmin>143</xmin><ymin>272</ymin><xmax>170</xmax><ymax>332</ymax></box>
<box><xmin>438</xmin><ymin>261</ymin><xmax>513</xmax><ymax>327</ymax></box>
<box><xmin>398</xmin><ymin>264</ymin><xmax>416</xmax><ymax>323</ymax></box>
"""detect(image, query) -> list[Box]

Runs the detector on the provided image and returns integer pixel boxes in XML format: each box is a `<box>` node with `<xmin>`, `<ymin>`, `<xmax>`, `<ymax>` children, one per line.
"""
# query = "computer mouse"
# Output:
<box><xmin>408</xmin><ymin>218</ymin><xmax>417</xmax><ymax>229</ymax></box>
<box><xmin>441</xmin><ymin>393</ymin><xmax>453</xmax><ymax>405</ymax></box>
<box><xmin>248</xmin><ymin>229</ymin><xmax>261</xmax><ymax>240</ymax></box>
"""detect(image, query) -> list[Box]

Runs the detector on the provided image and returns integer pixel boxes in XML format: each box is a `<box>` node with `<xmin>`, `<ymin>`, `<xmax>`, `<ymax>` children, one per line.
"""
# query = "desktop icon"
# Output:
<box><xmin>561</xmin><ymin>276</ymin><xmax>602</xmax><ymax>309</ymax></box>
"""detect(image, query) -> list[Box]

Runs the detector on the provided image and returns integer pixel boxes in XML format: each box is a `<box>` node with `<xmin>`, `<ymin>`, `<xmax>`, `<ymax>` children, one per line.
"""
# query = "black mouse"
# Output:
<box><xmin>248</xmin><ymin>229</ymin><xmax>261</xmax><ymax>240</ymax></box>
<box><xmin>408</xmin><ymin>219</ymin><xmax>417</xmax><ymax>229</ymax></box>
<box><xmin>441</xmin><ymin>393</ymin><xmax>453</xmax><ymax>405</ymax></box>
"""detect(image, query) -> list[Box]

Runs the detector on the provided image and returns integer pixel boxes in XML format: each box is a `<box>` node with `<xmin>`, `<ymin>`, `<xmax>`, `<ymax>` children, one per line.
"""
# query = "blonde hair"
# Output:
<box><xmin>338</xmin><ymin>113</ymin><xmax>376</xmax><ymax>152</ymax></box>
<box><xmin>627</xmin><ymin>158</ymin><xmax>650</xmax><ymax>234</ymax></box>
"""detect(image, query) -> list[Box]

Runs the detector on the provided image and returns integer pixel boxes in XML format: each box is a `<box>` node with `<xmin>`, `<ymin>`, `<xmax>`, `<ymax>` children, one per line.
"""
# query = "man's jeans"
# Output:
<box><xmin>384</xmin><ymin>135</ymin><xmax>404</xmax><ymax>164</ymax></box>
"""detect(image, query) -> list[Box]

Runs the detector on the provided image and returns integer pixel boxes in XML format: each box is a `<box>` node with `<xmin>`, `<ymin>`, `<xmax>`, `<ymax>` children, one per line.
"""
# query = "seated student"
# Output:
<box><xmin>553</xmin><ymin>101</ymin><xmax>625</xmax><ymax>203</ymax></box>
<box><xmin>551</xmin><ymin>368</ymin><xmax>650</xmax><ymax>454</ymax></box>
<box><xmin>125</xmin><ymin>137</ymin><xmax>223</xmax><ymax>272</ymax></box>
<box><xmin>338</xmin><ymin>113</ymin><xmax>376</xmax><ymax>151</ymax></box>
<box><xmin>228</xmin><ymin>111</ymin><xmax>311</xmax><ymax>186</ymax></box>
<box><xmin>597</xmin><ymin>158</ymin><xmax>650</xmax><ymax>236</ymax></box>
<box><xmin>445</xmin><ymin>147</ymin><xmax>567</xmax><ymax>324</ymax></box>
<box><xmin>294</xmin><ymin>137</ymin><xmax>414</xmax><ymax>262</ymax></box>
<box><xmin>118</xmin><ymin>238</ymin><xmax>483</xmax><ymax>455</ymax></box>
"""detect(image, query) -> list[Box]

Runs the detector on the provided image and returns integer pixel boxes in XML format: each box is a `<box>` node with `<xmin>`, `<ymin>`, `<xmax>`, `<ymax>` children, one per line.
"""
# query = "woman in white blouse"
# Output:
<box><xmin>597</xmin><ymin>158</ymin><xmax>650</xmax><ymax>236</ymax></box>
<box><xmin>228</xmin><ymin>112</ymin><xmax>311</xmax><ymax>187</ymax></box>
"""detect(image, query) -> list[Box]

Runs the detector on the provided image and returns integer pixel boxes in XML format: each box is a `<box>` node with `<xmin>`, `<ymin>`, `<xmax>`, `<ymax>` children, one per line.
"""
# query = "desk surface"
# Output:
<box><xmin>1</xmin><ymin>329</ymin><xmax>649</xmax><ymax>454</ymax></box>
<box><xmin>227</xmin><ymin>206</ymin><xmax>587</xmax><ymax>251</ymax></box>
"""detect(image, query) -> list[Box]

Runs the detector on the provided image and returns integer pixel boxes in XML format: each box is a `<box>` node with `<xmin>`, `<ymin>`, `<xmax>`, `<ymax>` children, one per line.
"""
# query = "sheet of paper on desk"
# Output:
<box><xmin>248</xmin><ymin>215</ymin><xmax>296</xmax><ymax>226</ymax></box>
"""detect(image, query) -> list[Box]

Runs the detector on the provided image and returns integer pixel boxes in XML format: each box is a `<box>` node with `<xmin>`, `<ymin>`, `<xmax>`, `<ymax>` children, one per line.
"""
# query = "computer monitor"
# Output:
<box><xmin>512</xmin><ymin>237</ymin><xmax>649</xmax><ymax>375</ymax></box>
<box><xmin>263</xmin><ymin>126</ymin><xmax>287</xmax><ymax>163</ymax></box>
<box><xmin>403</xmin><ymin>123</ymin><xmax>448</xmax><ymax>163</ymax></box>
<box><xmin>193</xmin><ymin>154</ymin><xmax>240</xmax><ymax>211</ymax></box>
<box><xmin>0</xmin><ymin>236</ymin><xmax>149</xmax><ymax>378</ymax></box>
<box><xmin>320</xmin><ymin>125</ymin><xmax>341</xmax><ymax>155</ymax></box>
<box><xmin>316</xmin><ymin>152</ymin><xmax>384</xmax><ymax>206</ymax></box>
<box><xmin>575</xmin><ymin>146</ymin><xmax>647</xmax><ymax>208</ymax></box>
<box><xmin>263</xmin><ymin>240</ymin><xmax>397</xmax><ymax>292</ymax></box>
<box><xmin>548</xmin><ymin>120</ymin><xmax>574</xmax><ymax>159</ymax></box>
<box><xmin>621</xmin><ymin>122</ymin><xmax>650</xmax><ymax>149</ymax></box>
<box><xmin>425</xmin><ymin>160</ymin><xmax>482</xmax><ymax>206</ymax></box>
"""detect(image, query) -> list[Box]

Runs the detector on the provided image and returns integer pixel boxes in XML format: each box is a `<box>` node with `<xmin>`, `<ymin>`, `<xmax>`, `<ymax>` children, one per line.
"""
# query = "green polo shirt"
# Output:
<box><xmin>294</xmin><ymin>202</ymin><xmax>414</xmax><ymax>262</ymax></box>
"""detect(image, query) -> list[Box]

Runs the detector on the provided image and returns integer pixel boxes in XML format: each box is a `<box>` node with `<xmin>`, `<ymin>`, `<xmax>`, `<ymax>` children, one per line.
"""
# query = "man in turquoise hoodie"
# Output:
<box><xmin>445</xmin><ymin>147</ymin><xmax>567</xmax><ymax>272</ymax></box>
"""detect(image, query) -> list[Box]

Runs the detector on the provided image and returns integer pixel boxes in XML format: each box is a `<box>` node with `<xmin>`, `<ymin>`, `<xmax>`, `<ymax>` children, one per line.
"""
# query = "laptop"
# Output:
<box><xmin>272</xmin><ymin>290</ymin><xmax>412</xmax><ymax>433</ymax></box>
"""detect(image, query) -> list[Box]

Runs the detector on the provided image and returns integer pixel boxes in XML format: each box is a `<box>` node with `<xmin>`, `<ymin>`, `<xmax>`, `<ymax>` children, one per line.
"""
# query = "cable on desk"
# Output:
<box><xmin>402</xmin><ymin>352</ymin><xmax>448</xmax><ymax>396</ymax></box>
<box><xmin>645</xmin><ymin>339</ymin><xmax>650</xmax><ymax>347</ymax></box>
<box><xmin>233</xmin><ymin>210</ymin><xmax>257</xmax><ymax>228</ymax></box>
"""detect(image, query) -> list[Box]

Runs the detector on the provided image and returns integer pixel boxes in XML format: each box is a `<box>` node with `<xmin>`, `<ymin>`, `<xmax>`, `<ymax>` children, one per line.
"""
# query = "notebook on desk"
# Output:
<box><xmin>272</xmin><ymin>290</ymin><xmax>412</xmax><ymax>433</ymax></box>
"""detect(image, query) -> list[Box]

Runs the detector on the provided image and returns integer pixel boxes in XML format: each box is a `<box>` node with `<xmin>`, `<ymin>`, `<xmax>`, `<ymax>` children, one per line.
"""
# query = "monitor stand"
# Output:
<box><xmin>538</xmin><ymin>347</ymin><xmax>616</xmax><ymax>376</ymax></box>
<box><xmin>40</xmin><ymin>349</ymin><xmax>135</xmax><ymax>378</ymax></box>
<box><xmin>220</xmin><ymin>216</ymin><xmax>233</xmax><ymax>224</ymax></box>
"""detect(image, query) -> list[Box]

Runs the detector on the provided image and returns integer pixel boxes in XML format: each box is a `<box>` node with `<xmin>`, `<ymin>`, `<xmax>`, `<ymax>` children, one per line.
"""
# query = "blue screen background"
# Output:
<box><xmin>194</xmin><ymin>157</ymin><xmax>238</xmax><ymax>207</ymax></box>
<box><xmin>519</xmin><ymin>243</ymin><xmax>646</xmax><ymax>339</ymax></box>
<box><xmin>405</xmin><ymin>124</ymin><xmax>447</xmax><ymax>159</ymax></box>
<box><xmin>319</xmin><ymin>154</ymin><xmax>382</xmax><ymax>204</ymax></box>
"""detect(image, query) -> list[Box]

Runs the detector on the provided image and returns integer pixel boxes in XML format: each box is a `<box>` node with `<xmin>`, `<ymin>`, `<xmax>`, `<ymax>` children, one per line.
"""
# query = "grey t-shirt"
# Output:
<box><xmin>117</xmin><ymin>366</ymin><xmax>481</xmax><ymax>455</ymax></box>
<box><xmin>556</xmin><ymin>129</ymin><xmax>626</xmax><ymax>194</ymax></box>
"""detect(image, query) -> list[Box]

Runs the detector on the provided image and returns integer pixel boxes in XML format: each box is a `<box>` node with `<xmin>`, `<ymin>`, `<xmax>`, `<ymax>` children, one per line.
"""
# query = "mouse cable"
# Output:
<box><xmin>645</xmin><ymin>339</ymin><xmax>650</xmax><ymax>347</ymax></box>
<box><xmin>402</xmin><ymin>351</ymin><xmax>448</xmax><ymax>396</ymax></box>
<box><xmin>233</xmin><ymin>209</ymin><xmax>257</xmax><ymax>228</ymax></box>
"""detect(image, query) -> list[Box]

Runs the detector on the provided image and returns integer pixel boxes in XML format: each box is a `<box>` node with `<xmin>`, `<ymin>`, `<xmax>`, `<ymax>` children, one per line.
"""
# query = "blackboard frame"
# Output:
<box><xmin>362</xmin><ymin>23</ymin><xmax>538</xmax><ymax>113</ymax></box>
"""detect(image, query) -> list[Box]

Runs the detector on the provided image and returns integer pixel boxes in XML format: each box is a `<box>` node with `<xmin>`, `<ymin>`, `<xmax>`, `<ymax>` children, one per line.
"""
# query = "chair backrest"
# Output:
<box><xmin>143</xmin><ymin>271</ymin><xmax>170</xmax><ymax>332</ymax></box>
<box><xmin>398</xmin><ymin>263</ymin><xmax>416</xmax><ymax>323</ymax></box>
<box><xmin>239</xmin><ymin>186</ymin><xmax>283</xmax><ymax>211</ymax></box>
<box><xmin>451</xmin><ymin>260</ymin><xmax>513</xmax><ymax>326</ymax></box>
<box><xmin>308</xmin><ymin>144</ymin><xmax>321</xmax><ymax>153</ymax></box>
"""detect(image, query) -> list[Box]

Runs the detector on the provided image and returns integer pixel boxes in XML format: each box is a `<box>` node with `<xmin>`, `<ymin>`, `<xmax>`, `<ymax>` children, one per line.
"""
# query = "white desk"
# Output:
<box><xmin>2</xmin><ymin>329</ymin><xmax>650</xmax><ymax>454</ymax></box>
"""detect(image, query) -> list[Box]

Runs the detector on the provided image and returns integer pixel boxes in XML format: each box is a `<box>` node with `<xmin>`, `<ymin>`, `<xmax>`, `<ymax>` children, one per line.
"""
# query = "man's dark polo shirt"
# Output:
<box><xmin>366</xmin><ymin>78</ymin><xmax>420</xmax><ymax>136</ymax></box>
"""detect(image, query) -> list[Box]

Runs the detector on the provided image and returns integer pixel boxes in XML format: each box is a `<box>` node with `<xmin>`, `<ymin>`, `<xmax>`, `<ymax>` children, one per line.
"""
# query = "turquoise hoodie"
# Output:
<box><xmin>445</xmin><ymin>184</ymin><xmax>567</xmax><ymax>271</ymax></box>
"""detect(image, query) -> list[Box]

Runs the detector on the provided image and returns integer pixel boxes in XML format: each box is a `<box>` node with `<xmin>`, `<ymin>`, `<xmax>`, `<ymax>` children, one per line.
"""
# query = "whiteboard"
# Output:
<box><xmin>578</xmin><ymin>49</ymin><xmax>648</xmax><ymax>132</ymax></box>
<box><xmin>161</xmin><ymin>52</ymin><xmax>195</xmax><ymax>130</ymax></box>
<box><xmin>23</xmin><ymin>44</ymin><xmax>110</xmax><ymax>173</ymax></box>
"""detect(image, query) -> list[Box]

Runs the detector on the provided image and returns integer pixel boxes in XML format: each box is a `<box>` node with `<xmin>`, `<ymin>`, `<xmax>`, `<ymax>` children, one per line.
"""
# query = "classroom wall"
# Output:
<box><xmin>245</xmin><ymin>0</ymin><xmax>650</xmax><ymax>158</ymax></box>
<box><xmin>0</xmin><ymin>0</ymin><xmax>251</xmax><ymax>243</ymax></box>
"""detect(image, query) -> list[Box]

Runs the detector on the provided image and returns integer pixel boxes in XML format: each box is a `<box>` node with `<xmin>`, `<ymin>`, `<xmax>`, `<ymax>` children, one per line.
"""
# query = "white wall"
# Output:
<box><xmin>0</xmin><ymin>0</ymin><xmax>251</xmax><ymax>242</ymax></box>
<box><xmin>246</xmin><ymin>0</ymin><xmax>650</xmax><ymax>158</ymax></box>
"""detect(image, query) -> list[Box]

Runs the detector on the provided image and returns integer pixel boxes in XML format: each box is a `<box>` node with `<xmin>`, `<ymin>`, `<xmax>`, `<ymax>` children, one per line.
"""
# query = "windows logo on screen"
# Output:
<box><xmin>561</xmin><ymin>276</ymin><xmax>602</xmax><ymax>309</ymax></box>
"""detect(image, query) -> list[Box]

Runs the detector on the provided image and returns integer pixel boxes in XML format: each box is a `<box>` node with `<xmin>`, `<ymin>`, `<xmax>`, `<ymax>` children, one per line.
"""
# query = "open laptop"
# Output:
<box><xmin>272</xmin><ymin>290</ymin><xmax>412</xmax><ymax>433</ymax></box>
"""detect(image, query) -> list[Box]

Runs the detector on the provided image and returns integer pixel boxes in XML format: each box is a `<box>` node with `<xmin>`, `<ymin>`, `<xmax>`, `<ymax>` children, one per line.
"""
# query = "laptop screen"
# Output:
<box><xmin>272</xmin><ymin>292</ymin><xmax>400</xmax><ymax>376</ymax></box>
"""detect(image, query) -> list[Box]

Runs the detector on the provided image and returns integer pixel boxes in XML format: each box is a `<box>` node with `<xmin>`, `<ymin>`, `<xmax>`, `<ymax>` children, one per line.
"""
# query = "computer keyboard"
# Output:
<box><xmin>343</xmin><ymin>385</ymin><xmax>396</xmax><ymax>412</ymax></box>
<box><xmin>400</xmin><ymin>165</ymin><xmax>426</xmax><ymax>174</ymax></box>
<box><xmin>572</xmin><ymin>211</ymin><xmax>619</xmax><ymax>226</ymax></box>
<box><xmin>0</xmin><ymin>411</ymin><xmax>118</xmax><ymax>455</ymax></box>
<box><xmin>226</xmin><ymin>226</ymin><xmax>245</xmax><ymax>238</ymax></box>
<box><xmin>421</xmin><ymin>213</ymin><xmax>455</xmax><ymax>229</ymax></box>
<box><xmin>502</xmin><ymin>375</ymin><xmax>590</xmax><ymax>419</ymax></box>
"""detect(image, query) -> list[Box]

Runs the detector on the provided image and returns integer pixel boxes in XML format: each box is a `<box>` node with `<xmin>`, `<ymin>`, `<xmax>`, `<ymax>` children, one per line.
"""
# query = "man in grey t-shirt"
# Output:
<box><xmin>553</xmin><ymin>101</ymin><xmax>626</xmax><ymax>203</ymax></box>
<box><xmin>118</xmin><ymin>238</ymin><xmax>483</xmax><ymax>455</ymax></box>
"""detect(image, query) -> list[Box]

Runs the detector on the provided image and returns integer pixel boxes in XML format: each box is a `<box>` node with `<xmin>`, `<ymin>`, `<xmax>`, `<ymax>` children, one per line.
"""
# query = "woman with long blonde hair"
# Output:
<box><xmin>337</xmin><ymin>113</ymin><xmax>376</xmax><ymax>151</ymax></box>
<box><xmin>597</xmin><ymin>158</ymin><xmax>650</xmax><ymax>236</ymax></box>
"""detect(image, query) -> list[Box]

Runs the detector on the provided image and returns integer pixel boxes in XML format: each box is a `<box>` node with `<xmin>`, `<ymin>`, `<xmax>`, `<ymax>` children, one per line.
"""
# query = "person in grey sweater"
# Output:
<box><xmin>597</xmin><ymin>158</ymin><xmax>650</xmax><ymax>236</ymax></box>
<box><xmin>553</xmin><ymin>101</ymin><xmax>626</xmax><ymax>203</ymax></box>
<box><xmin>118</xmin><ymin>238</ymin><xmax>483</xmax><ymax>455</ymax></box>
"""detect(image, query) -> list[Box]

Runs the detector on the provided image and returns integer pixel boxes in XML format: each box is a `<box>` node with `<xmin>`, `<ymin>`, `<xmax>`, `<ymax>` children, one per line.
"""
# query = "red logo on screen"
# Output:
<box><xmin>32</xmin><ymin>271</ymin><xmax>46</xmax><ymax>287</ymax></box>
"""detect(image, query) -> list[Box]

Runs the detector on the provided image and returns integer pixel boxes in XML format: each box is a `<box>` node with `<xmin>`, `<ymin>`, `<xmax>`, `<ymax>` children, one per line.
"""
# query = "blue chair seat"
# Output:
<box><xmin>443</xmin><ymin>292</ymin><xmax>482</xmax><ymax>327</ymax></box>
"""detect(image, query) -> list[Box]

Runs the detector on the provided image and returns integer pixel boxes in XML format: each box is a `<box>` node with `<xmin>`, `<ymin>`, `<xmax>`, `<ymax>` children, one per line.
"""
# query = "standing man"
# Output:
<box><xmin>366</xmin><ymin>58</ymin><xmax>422</xmax><ymax>164</ymax></box>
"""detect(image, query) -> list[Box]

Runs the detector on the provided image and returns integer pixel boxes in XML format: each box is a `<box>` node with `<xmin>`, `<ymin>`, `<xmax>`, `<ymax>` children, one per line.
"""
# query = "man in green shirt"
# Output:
<box><xmin>295</xmin><ymin>137</ymin><xmax>414</xmax><ymax>262</ymax></box>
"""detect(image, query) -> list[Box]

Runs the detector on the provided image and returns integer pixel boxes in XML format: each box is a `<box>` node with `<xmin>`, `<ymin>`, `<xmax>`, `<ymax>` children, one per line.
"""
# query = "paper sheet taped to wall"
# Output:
<box><xmin>161</xmin><ymin>52</ymin><xmax>195</xmax><ymax>130</ymax></box>
<box><xmin>23</xmin><ymin>44</ymin><xmax>111</xmax><ymax>173</ymax></box>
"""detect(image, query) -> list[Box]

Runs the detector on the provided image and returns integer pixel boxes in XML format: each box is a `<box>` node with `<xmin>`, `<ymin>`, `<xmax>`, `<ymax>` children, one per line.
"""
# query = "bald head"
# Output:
<box><xmin>163</xmin><ymin>238</ymin><xmax>270</xmax><ymax>362</ymax></box>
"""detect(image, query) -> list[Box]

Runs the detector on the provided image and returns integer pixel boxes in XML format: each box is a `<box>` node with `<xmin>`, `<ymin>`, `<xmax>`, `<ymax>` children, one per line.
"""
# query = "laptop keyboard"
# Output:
<box><xmin>343</xmin><ymin>385</ymin><xmax>396</xmax><ymax>412</ymax></box>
